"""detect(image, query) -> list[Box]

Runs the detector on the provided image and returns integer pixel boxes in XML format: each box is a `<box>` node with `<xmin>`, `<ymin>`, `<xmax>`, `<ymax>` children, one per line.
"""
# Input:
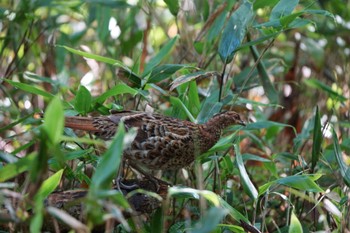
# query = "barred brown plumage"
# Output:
<box><xmin>63</xmin><ymin>110</ymin><xmax>245</xmax><ymax>170</ymax></box>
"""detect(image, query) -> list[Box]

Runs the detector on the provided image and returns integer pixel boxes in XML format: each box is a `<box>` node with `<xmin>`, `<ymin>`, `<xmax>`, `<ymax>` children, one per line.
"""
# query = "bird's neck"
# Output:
<box><xmin>197</xmin><ymin>113</ymin><xmax>240</xmax><ymax>153</ymax></box>
<box><xmin>197</xmin><ymin>116</ymin><xmax>228</xmax><ymax>153</ymax></box>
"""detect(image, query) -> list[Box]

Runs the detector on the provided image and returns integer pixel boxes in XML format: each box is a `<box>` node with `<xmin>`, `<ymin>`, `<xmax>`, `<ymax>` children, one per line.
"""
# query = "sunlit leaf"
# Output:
<box><xmin>74</xmin><ymin>85</ymin><xmax>92</xmax><ymax>115</ymax></box>
<box><xmin>44</xmin><ymin>96</ymin><xmax>64</xmax><ymax>145</ymax></box>
<box><xmin>288</xmin><ymin>211</ymin><xmax>303</xmax><ymax>233</ymax></box>
<box><xmin>5</xmin><ymin>80</ymin><xmax>53</xmax><ymax>99</ymax></box>
<box><xmin>164</xmin><ymin>0</ymin><xmax>179</xmax><ymax>16</ymax></box>
<box><xmin>35</xmin><ymin>169</ymin><xmax>64</xmax><ymax>200</ymax></box>
<box><xmin>0</xmin><ymin>153</ymin><xmax>36</xmax><ymax>182</ymax></box>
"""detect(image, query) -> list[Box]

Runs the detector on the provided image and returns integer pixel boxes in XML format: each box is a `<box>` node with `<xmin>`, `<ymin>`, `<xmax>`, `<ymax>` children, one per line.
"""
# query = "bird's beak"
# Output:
<box><xmin>238</xmin><ymin>120</ymin><xmax>246</xmax><ymax>126</ymax></box>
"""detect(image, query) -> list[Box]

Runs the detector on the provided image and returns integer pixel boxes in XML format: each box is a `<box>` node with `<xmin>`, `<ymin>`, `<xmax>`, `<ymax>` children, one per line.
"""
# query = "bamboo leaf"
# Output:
<box><xmin>44</xmin><ymin>96</ymin><xmax>64</xmax><ymax>145</ymax></box>
<box><xmin>5</xmin><ymin>80</ymin><xmax>53</xmax><ymax>99</ymax></box>
<box><xmin>288</xmin><ymin>211</ymin><xmax>303</xmax><ymax>233</ymax></box>
<box><xmin>235</xmin><ymin>144</ymin><xmax>258</xmax><ymax>200</ymax></box>
<box><xmin>333</xmin><ymin>128</ymin><xmax>350</xmax><ymax>187</ymax></box>
<box><xmin>218</xmin><ymin>2</ymin><xmax>254</xmax><ymax>63</ymax></box>
<box><xmin>311</xmin><ymin>106</ymin><xmax>322</xmax><ymax>171</ymax></box>
<box><xmin>143</xmin><ymin>35</ymin><xmax>179</xmax><ymax>76</ymax></box>
<box><xmin>94</xmin><ymin>84</ymin><xmax>138</xmax><ymax>104</ymax></box>
<box><xmin>74</xmin><ymin>85</ymin><xmax>92</xmax><ymax>115</ymax></box>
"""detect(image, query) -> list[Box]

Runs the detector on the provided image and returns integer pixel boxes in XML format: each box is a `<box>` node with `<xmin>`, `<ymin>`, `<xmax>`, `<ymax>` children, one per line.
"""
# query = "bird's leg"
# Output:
<box><xmin>126</xmin><ymin>161</ymin><xmax>172</xmax><ymax>191</ymax></box>
<box><xmin>115</xmin><ymin>160</ymin><xmax>139</xmax><ymax>191</ymax></box>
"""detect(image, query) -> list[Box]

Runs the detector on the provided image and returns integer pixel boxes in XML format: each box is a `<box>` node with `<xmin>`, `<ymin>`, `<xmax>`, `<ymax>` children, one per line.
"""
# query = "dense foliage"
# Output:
<box><xmin>0</xmin><ymin>0</ymin><xmax>349</xmax><ymax>232</ymax></box>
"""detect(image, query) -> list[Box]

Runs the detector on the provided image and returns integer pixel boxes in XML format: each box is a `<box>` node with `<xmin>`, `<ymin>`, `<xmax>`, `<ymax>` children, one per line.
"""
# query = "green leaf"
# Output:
<box><xmin>270</xmin><ymin>0</ymin><xmax>299</xmax><ymax>20</ymax></box>
<box><xmin>94</xmin><ymin>84</ymin><xmax>138</xmax><ymax>104</ymax></box>
<box><xmin>30</xmin><ymin>199</ymin><xmax>44</xmax><ymax>233</ymax></box>
<box><xmin>280</xmin><ymin>11</ymin><xmax>304</xmax><ymax>28</ymax></box>
<box><xmin>197</xmin><ymin>102</ymin><xmax>223</xmax><ymax>124</ymax></box>
<box><xmin>0</xmin><ymin>113</ymin><xmax>33</xmax><ymax>132</ymax></box>
<box><xmin>143</xmin><ymin>35</ymin><xmax>179</xmax><ymax>76</ymax></box>
<box><xmin>168</xmin><ymin>187</ymin><xmax>220</xmax><ymax>206</ymax></box>
<box><xmin>218</xmin><ymin>2</ymin><xmax>254</xmax><ymax>63</ymax></box>
<box><xmin>35</xmin><ymin>169</ymin><xmax>64</xmax><ymax>200</ymax></box>
<box><xmin>164</xmin><ymin>0</ymin><xmax>179</xmax><ymax>16</ymax></box>
<box><xmin>0</xmin><ymin>153</ymin><xmax>36</xmax><ymax>182</ymax></box>
<box><xmin>235</xmin><ymin>145</ymin><xmax>258</xmax><ymax>200</ymax></box>
<box><xmin>277</xmin><ymin>175</ymin><xmax>323</xmax><ymax>192</ymax></box>
<box><xmin>186</xmin><ymin>81</ymin><xmax>201</xmax><ymax>117</ymax></box>
<box><xmin>44</xmin><ymin>96</ymin><xmax>64</xmax><ymax>145</ymax></box>
<box><xmin>60</xmin><ymin>45</ymin><xmax>122</xmax><ymax>65</ymax></box>
<box><xmin>288</xmin><ymin>211</ymin><xmax>303</xmax><ymax>233</ymax></box>
<box><xmin>74</xmin><ymin>85</ymin><xmax>92</xmax><ymax>115</ymax></box>
<box><xmin>5</xmin><ymin>79</ymin><xmax>53</xmax><ymax>99</ymax></box>
<box><xmin>89</xmin><ymin>123</ymin><xmax>136</xmax><ymax>193</ymax></box>
<box><xmin>219</xmin><ymin>197</ymin><xmax>249</xmax><ymax>222</ymax></box>
<box><xmin>148</xmin><ymin>64</ymin><xmax>196</xmax><ymax>83</ymax></box>
<box><xmin>191</xmin><ymin>207</ymin><xmax>228</xmax><ymax>233</ymax></box>
<box><xmin>170</xmin><ymin>71</ymin><xmax>219</xmax><ymax>91</ymax></box>
<box><xmin>60</xmin><ymin>45</ymin><xmax>141</xmax><ymax>85</ymax></box>
<box><xmin>304</xmin><ymin>78</ymin><xmax>347</xmax><ymax>102</ymax></box>
<box><xmin>333</xmin><ymin>128</ymin><xmax>350</xmax><ymax>187</ymax></box>
<box><xmin>259</xmin><ymin>174</ymin><xmax>323</xmax><ymax>194</ymax></box>
<box><xmin>245</xmin><ymin>121</ymin><xmax>294</xmax><ymax>133</ymax></box>
<box><xmin>169</xmin><ymin>96</ymin><xmax>196</xmax><ymax>122</ymax></box>
<box><xmin>311</xmin><ymin>106</ymin><xmax>322</xmax><ymax>171</ymax></box>
<box><xmin>249</xmin><ymin>45</ymin><xmax>279</xmax><ymax>104</ymax></box>
<box><xmin>253</xmin><ymin>0</ymin><xmax>279</xmax><ymax>10</ymax></box>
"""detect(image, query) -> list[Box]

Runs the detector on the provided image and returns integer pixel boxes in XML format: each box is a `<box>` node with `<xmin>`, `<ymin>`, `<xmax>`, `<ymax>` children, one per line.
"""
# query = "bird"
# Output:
<box><xmin>63</xmin><ymin>110</ymin><xmax>245</xmax><ymax>170</ymax></box>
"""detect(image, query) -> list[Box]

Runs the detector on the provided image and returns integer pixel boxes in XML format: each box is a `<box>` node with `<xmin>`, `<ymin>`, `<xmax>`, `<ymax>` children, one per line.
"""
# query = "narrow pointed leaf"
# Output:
<box><xmin>250</xmin><ymin>45</ymin><xmax>279</xmax><ymax>104</ymax></box>
<box><xmin>311</xmin><ymin>106</ymin><xmax>322</xmax><ymax>171</ymax></box>
<box><xmin>5</xmin><ymin>80</ymin><xmax>53</xmax><ymax>99</ymax></box>
<box><xmin>35</xmin><ymin>169</ymin><xmax>64</xmax><ymax>200</ymax></box>
<box><xmin>170</xmin><ymin>71</ymin><xmax>219</xmax><ymax>91</ymax></box>
<box><xmin>44</xmin><ymin>96</ymin><xmax>64</xmax><ymax>145</ymax></box>
<box><xmin>143</xmin><ymin>35</ymin><xmax>179</xmax><ymax>76</ymax></box>
<box><xmin>235</xmin><ymin>144</ymin><xmax>258</xmax><ymax>200</ymax></box>
<box><xmin>164</xmin><ymin>0</ymin><xmax>179</xmax><ymax>16</ymax></box>
<box><xmin>270</xmin><ymin>0</ymin><xmax>299</xmax><ymax>20</ymax></box>
<box><xmin>74</xmin><ymin>85</ymin><xmax>92</xmax><ymax>115</ymax></box>
<box><xmin>288</xmin><ymin>211</ymin><xmax>303</xmax><ymax>233</ymax></box>
<box><xmin>276</xmin><ymin>174</ymin><xmax>323</xmax><ymax>192</ymax></box>
<box><xmin>94</xmin><ymin>84</ymin><xmax>138</xmax><ymax>104</ymax></box>
<box><xmin>304</xmin><ymin>78</ymin><xmax>347</xmax><ymax>102</ymax></box>
<box><xmin>0</xmin><ymin>153</ymin><xmax>36</xmax><ymax>182</ymax></box>
<box><xmin>218</xmin><ymin>2</ymin><xmax>254</xmax><ymax>63</ymax></box>
<box><xmin>333</xmin><ymin>129</ymin><xmax>350</xmax><ymax>187</ymax></box>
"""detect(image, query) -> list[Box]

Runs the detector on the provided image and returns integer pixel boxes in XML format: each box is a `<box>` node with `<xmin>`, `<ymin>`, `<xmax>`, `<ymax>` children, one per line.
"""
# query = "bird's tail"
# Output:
<box><xmin>64</xmin><ymin>116</ymin><xmax>99</xmax><ymax>132</ymax></box>
<box><xmin>35</xmin><ymin>113</ymin><xmax>99</xmax><ymax>132</ymax></box>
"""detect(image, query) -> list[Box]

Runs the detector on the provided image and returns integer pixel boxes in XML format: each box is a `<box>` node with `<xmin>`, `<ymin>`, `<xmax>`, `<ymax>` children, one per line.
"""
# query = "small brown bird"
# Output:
<box><xmin>64</xmin><ymin>111</ymin><xmax>245</xmax><ymax>170</ymax></box>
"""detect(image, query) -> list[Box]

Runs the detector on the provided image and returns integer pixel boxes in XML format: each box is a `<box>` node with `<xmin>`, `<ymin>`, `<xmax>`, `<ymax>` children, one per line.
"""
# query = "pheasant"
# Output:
<box><xmin>63</xmin><ymin>110</ymin><xmax>245</xmax><ymax>170</ymax></box>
